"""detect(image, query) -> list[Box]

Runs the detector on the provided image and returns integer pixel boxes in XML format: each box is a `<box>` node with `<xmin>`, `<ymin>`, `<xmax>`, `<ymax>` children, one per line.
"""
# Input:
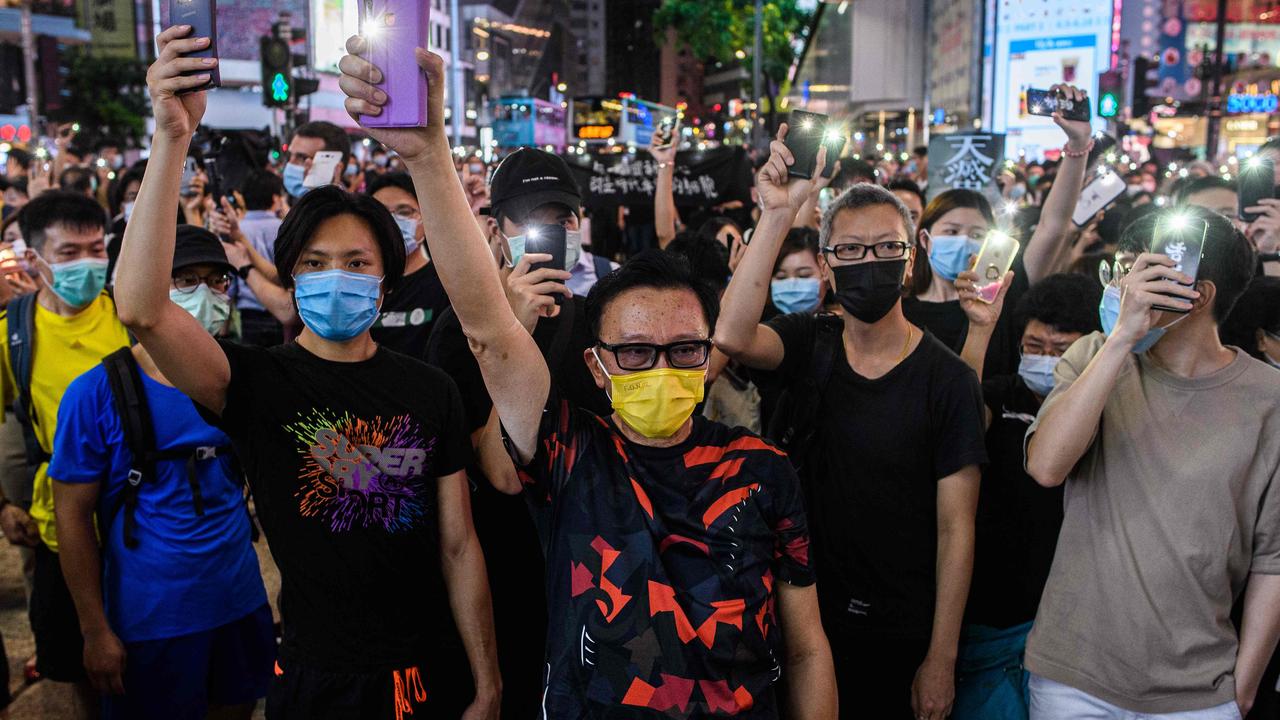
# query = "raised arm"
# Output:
<box><xmin>337</xmin><ymin>40</ymin><xmax>548</xmax><ymax>462</ymax></box>
<box><xmin>1023</xmin><ymin>84</ymin><xmax>1093</xmax><ymax>284</ymax></box>
<box><xmin>113</xmin><ymin>26</ymin><xmax>230</xmax><ymax>414</ymax></box>
<box><xmin>714</xmin><ymin>127</ymin><xmax>821</xmax><ymax>371</ymax></box>
<box><xmin>651</xmin><ymin>142</ymin><xmax>678</xmax><ymax>249</ymax></box>
<box><xmin>1026</xmin><ymin>254</ymin><xmax>1197</xmax><ymax>486</ymax></box>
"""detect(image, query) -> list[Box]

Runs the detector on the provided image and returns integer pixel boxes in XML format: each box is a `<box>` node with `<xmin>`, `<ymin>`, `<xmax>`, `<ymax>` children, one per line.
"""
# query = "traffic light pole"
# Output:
<box><xmin>277</xmin><ymin>12</ymin><xmax>297</xmax><ymax>144</ymax></box>
<box><xmin>1204</xmin><ymin>0</ymin><xmax>1228</xmax><ymax>160</ymax></box>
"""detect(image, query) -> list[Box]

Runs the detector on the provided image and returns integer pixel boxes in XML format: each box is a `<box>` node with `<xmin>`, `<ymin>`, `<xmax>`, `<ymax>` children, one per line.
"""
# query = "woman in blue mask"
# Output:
<box><xmin>113</xmin><ymin>27</ymin><xmax>501</xmax><ymax>719</ymax></box>
<box><xmin>1219</xmin><ymin>276</ymin><xmax>1280</xmax><ymax>368</ymax></box>
<box><xmin>768</xmin><ymin>227</ymin><xmax>827</xmax><ymax>317</ymax></box>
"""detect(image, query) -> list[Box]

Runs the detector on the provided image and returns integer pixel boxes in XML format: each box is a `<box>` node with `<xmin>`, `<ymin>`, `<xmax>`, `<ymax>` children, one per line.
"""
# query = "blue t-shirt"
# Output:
<box><xmin>49</xmin><ymin>362</ymin><xmax>267</xmax><ymax>643</ymax></box>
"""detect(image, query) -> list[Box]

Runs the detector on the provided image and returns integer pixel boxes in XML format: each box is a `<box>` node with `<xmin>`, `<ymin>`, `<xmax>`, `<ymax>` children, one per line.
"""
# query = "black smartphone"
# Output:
<box><xmin>1239</xmin><ymin>157</ymin><xmax>1275</xmax><ymax>223</ymax></box>
<box><xmin>168</xmin><ymin>0</ymin><xmax>220</xmax><ymax>93</ymax></box>
<box><xmin>1026</xmin><ymin>88</ymin><xmax>1090</xmax><ymax>122</ymax></box>
<box><xmin>523</xmin><ymin>224</ymin><xmax>568</xmax><ymax>305</ymax></box>
<box><xmin>820</xmin><ymin>132</ymin><xmax>847</xmax><ymax>180</ymax></box>
<box><xmin>1150</xmin><ymin>215</ymin><xmax>1207</xmax><ymax>314</ymax></box>
<box><xmin>785</xmin><ymin>110</ymin><xmax>828</xmax><ymax>180</ymax></box>
<box><xmin>1086</xmin><ymin>133</ymin><xmax>1118</xmax><ymax>172</ymax></box>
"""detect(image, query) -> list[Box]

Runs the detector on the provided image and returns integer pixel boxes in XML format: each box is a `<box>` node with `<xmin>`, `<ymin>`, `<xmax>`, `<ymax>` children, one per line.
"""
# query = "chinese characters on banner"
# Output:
<box><xmin>928</xmin><ymin>132</ymin><xmax>1006</xmax><ymax>202</ymax></box>
<box><xmin>81</xmin><ymin>0</ymin><xmax>138</xmax><ymax>59</ymax></box>
<box><xmin>562</xmin><ymin>147</ymin><xmax>754</xmax><ymax>207</ymax></box>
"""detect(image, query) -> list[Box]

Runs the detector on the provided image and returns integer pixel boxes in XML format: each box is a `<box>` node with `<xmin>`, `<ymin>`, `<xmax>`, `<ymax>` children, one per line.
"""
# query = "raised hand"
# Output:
<box><xmin>1050</xmin><ymin>83</ymin><xmax>1093</xmax><ymax>151</ymax></box>
<box><xmin>505</xmin><ymin>253</ymin><xmax>572</xmax><ymax>332</ymax></box>
<box><xmin>146</xmin><ymin>25</ymin><xmax>215</xmax><ymax>140</ymax></box>
<box><xmin>338</xmin><ymin>36</ymin><xmax>447</xmax><ymax>163</ymax></box>
<box><xmin>1113</xmin><ymin>252</ymin><xmax>1199</xmax><ymax>347</ymax></box>
<box><xmin>956</xmin><ymin>269</ymin><xmax>1014</xmax><ymax>328</ymax></box>
<box><xmin>757</xmin><ymin>124</ymin><xmax>827</xmax><ymax>214</ymax></box>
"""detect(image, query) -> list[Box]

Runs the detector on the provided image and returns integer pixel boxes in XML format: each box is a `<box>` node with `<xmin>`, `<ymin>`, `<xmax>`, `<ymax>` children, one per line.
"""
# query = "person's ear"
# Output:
<box><xmin>1191</xmin><ymin>279</ymin><xmax>1217</xmax><ymax>317</ymax></box>
<box><xmin>903</xmin><ymin>247</ymin><xmax>916</xmax><ymax>286</ymax></box>
<box><xmin>584</xmin><ymin>347</ymin><xmax>607</xmax><ymax>390</ymax></box>
<box><xmin>1257</xmin><ymin>328</ymin><xmax>1268</xmax><ymax>355</ymax></box>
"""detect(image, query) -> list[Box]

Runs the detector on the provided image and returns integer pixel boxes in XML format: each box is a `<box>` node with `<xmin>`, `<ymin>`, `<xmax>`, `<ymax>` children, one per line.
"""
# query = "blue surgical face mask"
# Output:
<box><xmin>395</xmin><ymin>216</ymin><xmax>420</xmax><ymax>253</ymax></box>
<box><xmin>926</xmin><ymin>233</ymin><xmax>981</xmax><ymax>282</ymax></box>
<box><xmin>169</xmin><ymin>284</ymin><xmax>231</xmax><ymax>335</ymax></box>
<box><xmin>283</xmin><ymin>163</ymin><xmax>308</xmax><ymax>198</ymax></box>
<box><xmin>121</xmin><ymin>201</ymin><xmax>135</xmax><ymax>223</ymax></box>
<box><xmin>48</xmin><ymin>257</ymin><xmax>109</xmax><ymax>308</ymax></box>
<box><xmin>1266</xmin><ymin>331</ymin><xmax>1280</xmax><ymax>369</ymax></box>
<box><xmin>1099</xmin><ymin>282</ymin><xmax>1181</xmax><ymax>354</ymax></box>
<box><xmin>770</xmin><ymin>277</ymin><xmax>821</xmax><ymax>315</ymax></box>
<box><xmin>293</xmin><ymin>269</ymin><xmax>383</xmax><ymax>342</ymax></box>
<box><xmin>505</xmin><ymin>229</ymin><xmax>583</xmax><ymax>271</ymax></box>
<box><xmin>1018</xmin><ymin>354</ymin><xmax>1060</xmax><ymax>397</ymax></box>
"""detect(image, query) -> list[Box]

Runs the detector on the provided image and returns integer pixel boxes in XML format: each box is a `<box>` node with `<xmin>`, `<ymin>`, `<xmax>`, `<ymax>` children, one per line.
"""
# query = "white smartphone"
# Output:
<box><xmin>304</xmin><ymin>151</ymin><xmax>345</xmax><ymax>189</ymax></box>
<box><xmin>972</xmin><ymin>231</ymin><xmax>1020</xmax><ymax>303</ymax></box>
<box><xmin>1072</xmin><ymin>170</ymin><xmax>1126</xmax><ymax>227</ymax></box>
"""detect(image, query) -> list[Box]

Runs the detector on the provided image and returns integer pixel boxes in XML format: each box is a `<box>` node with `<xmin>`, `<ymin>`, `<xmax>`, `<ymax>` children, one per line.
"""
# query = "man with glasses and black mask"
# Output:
<box><xmin>51</xmin><ymin>226</ymin><xmax>273</xmax><ymax>718</ymax></box>
<box><xmin>366</xmin><ymin>172</ymin><xmax>449</xmax><ymax>357</ymax></box>
<box><xmin>1025</xmin><ymin>206</ymin><xmax>1280</xmax><ymax>719</ymax></box>
<box><xmin>715</xmin><ymin>129</ymin><xmax>986</xmax><ymax>720</ymax></box>
<box><xmin>341</xmin><ymin>42</ymin><xmax>837</xmax><ymax>718</ymax></box>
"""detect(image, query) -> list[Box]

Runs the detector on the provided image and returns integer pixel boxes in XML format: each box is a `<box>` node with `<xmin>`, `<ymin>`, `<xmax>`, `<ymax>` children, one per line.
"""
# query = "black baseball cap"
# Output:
<box><xmin>489</xmin><ymin>148</ymin><xmax>582</xmax><ymax>224</ymax></box>
<box><xmin>173</xmin><ymin>224</ymin><xmax>234</xmax><ymax>274</ymax></box>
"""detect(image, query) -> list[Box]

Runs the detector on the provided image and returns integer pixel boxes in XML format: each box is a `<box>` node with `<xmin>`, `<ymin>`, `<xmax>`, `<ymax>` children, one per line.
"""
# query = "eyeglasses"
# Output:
<box><xmin>822</xmin><ymin>241</ymin><xmax>911</xmax><ymax>262</ymax></box>
<box><xmin>389</xmin><ymin>206</ymin><xmax>421</xmax><ymax>221</ymax></box>
<box><xmin>598</xmin><ymin>339</ymin><xmax>712</xmax><ymax>371</ymax></box>
<box><xmin>172</xmin><ymin>270</ymin><xmax>233</xmax><ymax>294</ymax></box>
<box><xmin>1097</xmin><ymin>258</ymin><xmax>1133</xmax><ymax>286</ymax></box>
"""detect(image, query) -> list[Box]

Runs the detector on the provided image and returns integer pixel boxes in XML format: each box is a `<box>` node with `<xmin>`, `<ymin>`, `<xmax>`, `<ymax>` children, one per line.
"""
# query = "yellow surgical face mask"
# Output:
<box><xmin>593</xmin><ymin>349</ymin><xmax>707</xmax><ymax>439</ymax></box>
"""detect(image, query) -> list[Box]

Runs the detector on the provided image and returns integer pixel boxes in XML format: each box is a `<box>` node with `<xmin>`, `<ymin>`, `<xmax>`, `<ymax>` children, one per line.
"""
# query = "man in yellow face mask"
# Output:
<box><xmin>346</xmin><ymin>44</ymin><xmax>839</xmax><ymax>715</ymax></box>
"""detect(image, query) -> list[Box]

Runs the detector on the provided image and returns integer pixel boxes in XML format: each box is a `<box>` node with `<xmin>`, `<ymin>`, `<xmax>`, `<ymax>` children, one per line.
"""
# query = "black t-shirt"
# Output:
<box><xmin>517</xmin><ymin>388</ymin><xmax>814</xmax><ymax>717</ymax></box>
<box><xmin>764</xmin><ymin>312</ymin><xmax>987</xmax><ymax>640</ymax></box>
<box><xmin>370</xmin><ymin>261</ymin><xmax>451</xmax><ymax>360</ymax></box>
<box><xmin>426</xmin><ymin>296</ymin><xmax>611</xmax><ymax>431</ymax></box>
<box><xmin>198</xmin><ymin>341</ymin><xmax>471</xmax><ymax>673</ymax></box>
<box><xmin>965</xmin><ymin>374</ymin><xmax>1063</xmax><ymax>629</ymax></box>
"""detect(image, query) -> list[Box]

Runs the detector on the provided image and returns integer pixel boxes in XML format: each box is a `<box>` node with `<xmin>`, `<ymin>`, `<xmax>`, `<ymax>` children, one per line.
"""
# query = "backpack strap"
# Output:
<box><xmin>7</xmin><ymin>294</ymin><xmax>47</xmax><ymax>468</ymax></box>
<box><xmin>769</xmin><ymin>313</ymin><xmax>843</xmax><ymax>465</ymax></box>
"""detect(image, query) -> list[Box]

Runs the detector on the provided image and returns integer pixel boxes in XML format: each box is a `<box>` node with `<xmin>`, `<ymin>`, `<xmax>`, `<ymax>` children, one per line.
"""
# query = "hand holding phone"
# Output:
<box><xmin>784</xmin><ymin>110</ymin><xmax>829</xmax><ymax>180</ymax></box>
<box><xmin>820</xmin><ymin>131</ymin><xmax>847</xmax><ymax>180</ymax></box>
<box><xmin>303</xmin><ymin>151</ymin><xmax>344</xmax><ymax>189</ymax></box>
<box><xmin>1026</xmin><ymin>87</ymin><xmax>1090</xmax><ymax>122</ymax></box>
<box><xmin>166</xmin><ymin>0</ymin><xmax>220</xmax><ymax>93</ymax></box>
<box><xmin>1239</xmin><ymin>157</ymin><xmax>1275</xmax><ymax>223</ymax></box>
<box><xmin>1149</xmin><ymin>215</ymin><xmax>1206</xmax><ymax>314</ymax></box>
<box><xmin>971</xmin><ymin>231</ymin><xmax>1020</xmax><ymax>303</ymax></box>
<box><xmin>358</xmin><ymin>0</ymin><xmax>430</xmax><ymax>127</ymax></box>
<box><xmin>1072</xmin><ymin>170</ymin><xmax>1126</xmax><ymax>227</ymax></box>
<box><xmin>653</xmin><ymin>115</ymin><xmax>682</xmax><ymax>151</ymax></box>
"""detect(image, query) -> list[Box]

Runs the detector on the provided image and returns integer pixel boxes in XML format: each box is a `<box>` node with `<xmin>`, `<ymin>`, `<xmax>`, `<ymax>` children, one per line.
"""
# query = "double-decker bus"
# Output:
<box><xmin>572</xmin><ymin>95</ymin><xmax>678</xmax><ymax>146</ymax></box>
<box><xmin>489</xmin><ymin>97</ymin><xmax>568</xmax><ymax>151</ymax></box>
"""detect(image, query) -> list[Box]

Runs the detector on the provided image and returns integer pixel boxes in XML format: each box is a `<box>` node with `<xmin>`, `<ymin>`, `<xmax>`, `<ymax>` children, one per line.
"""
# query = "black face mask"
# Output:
<box><xmin>831</xmin><ymin>260</ymin><xmax>906</xmax><ymax>324</ymax></box>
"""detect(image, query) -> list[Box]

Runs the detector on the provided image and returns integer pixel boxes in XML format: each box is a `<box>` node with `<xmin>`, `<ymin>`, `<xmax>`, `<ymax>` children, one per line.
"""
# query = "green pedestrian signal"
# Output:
<box><xmin>272</xmin><ymin>72</ymin><xmax>290</xmax><ymax>103</ymax></box>
<box><xmin>1098</xmin><ymin>92</ymin><xmax>1119</xmax><ymax>118</ymax></box>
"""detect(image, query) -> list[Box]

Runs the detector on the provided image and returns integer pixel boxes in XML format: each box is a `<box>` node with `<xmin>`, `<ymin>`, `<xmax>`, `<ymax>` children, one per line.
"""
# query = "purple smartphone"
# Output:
<box><xmin>359</xmin><ymin>0</ymin><xmax>429</xmax><ymax>127</ymax></box>
<box><xmin>168</xmin><ymin>0</ymin><xmax>220</xmax><ymax>93</ymax></box>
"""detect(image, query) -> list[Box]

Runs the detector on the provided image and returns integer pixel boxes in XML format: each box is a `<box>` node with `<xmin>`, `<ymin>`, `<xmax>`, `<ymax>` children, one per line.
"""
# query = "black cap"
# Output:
<box><xmin>489</xmin><ymin>148</ymin><xmax>582</xmax><ymax>224</ymax></box>
<box><xmin>173</xmin><ymin>224</ymin><xmax>234</xmax><ymax>274</ymax></box>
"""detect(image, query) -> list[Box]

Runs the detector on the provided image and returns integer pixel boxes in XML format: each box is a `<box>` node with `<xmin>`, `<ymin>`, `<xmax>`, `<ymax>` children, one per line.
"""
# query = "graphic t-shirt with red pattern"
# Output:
<box><xmin>516</xmin><ymin>390</ymin><xmax>814</xmax><ymax>718</ymax></box>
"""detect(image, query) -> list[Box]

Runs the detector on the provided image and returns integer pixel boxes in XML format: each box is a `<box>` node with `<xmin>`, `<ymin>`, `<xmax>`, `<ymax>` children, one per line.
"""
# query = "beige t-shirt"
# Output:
<box><xmin>1023</xmin><ymin>332</ymin><xmax>1280</xmax><ymax>714</ymax></box>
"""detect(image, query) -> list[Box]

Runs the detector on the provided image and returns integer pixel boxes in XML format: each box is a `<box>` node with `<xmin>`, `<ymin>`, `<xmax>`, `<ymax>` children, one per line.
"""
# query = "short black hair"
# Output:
<box><xmin>18</xmin><ymin>190</ymin><xmax>107</xmax><ymax>251</ymax></box>
<box><xmin>58</xmin><ymin>166</ymin><xmax>95</xmax><ymax>196</ymax></box>
<box><xmin>586</xmin><ymin>249</ymin><xmax>720</xmax><ymax>342</ymax></box>
<box><xmin>834</xmin><ymin>159</ymin><xmax>876</xmax><ymax>189</ymax></box>
<box><xmin>1118</xmin><ymin>205</ymin><xmax>1256</xmax><ymax>321</ymax></box>
<box><xmin>108</xmin><ymin>161</ymin><xmax>147</xmax><ymax>218</ymax></box>
<box><xmin>6</xmin><ymin>148</ymin><xmax>32</xmax><ymax>171</ymax></box>
<box><xmin>1174</xmin><ymin>175</ymin><xmax>1236</xmax><ymax>206</ymax></box>
<box><xmin>291</xmin><ymin>121</ymin><xmax>351</xmax><ymax>165</ymax></box>
<box><xmin>239</xmin><ymin>169</ymin><xmax>284</xmax><ymax>211</ymax></box>
<box><xmin>1</xmin><ymin>177</ymin><xmax>27</xmax><ymax>197</ymax></box>
<box><xmin>1220</xmin><ymin>277</ymin><xmax>1280</xmax><ymax>360</ymax></box>
<box><xmin>665</xmin><ymin>232</ymin><xmax>732</xmax><ymax>293</ymax></box>
<box><xmin>1013</xmin><ymin>272</ymin><xmax>1103</xmax><ymax>337</ymax></box>
<box><xmin>912</xmin><ymin>146</ymin><xmax>927</xmax><ymax>158</ymax></box>
<box><xmin>775</xmin><ymin>227</ymin><xmax>820</xmax><ymax>274</ymax></box>
<box><xmin>695</xmin><ymin>216</ymin><xmax>741</xmax><ymax>244</ymax></box>
<box><xmin>272</xmin><ymin>184</ymin><xmax>405</xmax><ymax>292</ymax></box>
<box><xmin>885</xmin><ymin>178</ymin><xmax>925</xmax><ymax>207</ymax></box>
<box><xmin>365</xmin><ymin>171</ymin><xmax>417</xmax><ymax>201</ymax></box>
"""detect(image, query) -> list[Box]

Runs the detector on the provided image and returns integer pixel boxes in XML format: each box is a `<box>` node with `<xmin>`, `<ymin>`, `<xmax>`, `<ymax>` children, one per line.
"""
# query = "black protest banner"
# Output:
<box><xmin>563</xmin><ymin>146</ymin><xmax>754</xmax><ymax>207</ymax></box>
<box><xmin>927</xmin><ymin>132</ymin><xmax>1006</xmax><ymax>204</ymax></box>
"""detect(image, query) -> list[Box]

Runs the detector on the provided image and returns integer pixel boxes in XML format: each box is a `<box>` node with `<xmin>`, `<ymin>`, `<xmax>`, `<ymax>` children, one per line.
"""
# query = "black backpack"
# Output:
<box><xmin>7</xmin><ymin>293</ymin><xmax>48</xmax><ymax>469</ymax></box>
<box><xmin>764</xmin><ymin>313</ymin><xmax>843</xmax><ymax>469</ymax></box>
<box><xmin>100</xmin><ymin>348</ymin><xmax>238</xmax><ymax>549</ymax></box>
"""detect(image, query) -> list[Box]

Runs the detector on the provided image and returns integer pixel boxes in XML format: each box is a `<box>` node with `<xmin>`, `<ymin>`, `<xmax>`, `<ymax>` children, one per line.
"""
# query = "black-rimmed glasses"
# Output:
<box><xmin>598</xmin><ymin>339</ymin><xmax>712</xmax><ymax>371</ymax></box>
<box><xmin>822</xmin><ymin>241</ymin><xmax>911</xmax><ymax>262</ymax></box>
<box><xmin>172</xmin><ymin>270</ymin><xmax>233</xmax><ymax>294</ymax></box>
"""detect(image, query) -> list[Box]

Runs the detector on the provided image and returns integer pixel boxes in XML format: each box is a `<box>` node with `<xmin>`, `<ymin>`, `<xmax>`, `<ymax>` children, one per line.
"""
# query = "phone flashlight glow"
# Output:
<box><xmin>823</xmin><ymin>128</ymin><xmax>843</xmax><ymax>143</ymax></box>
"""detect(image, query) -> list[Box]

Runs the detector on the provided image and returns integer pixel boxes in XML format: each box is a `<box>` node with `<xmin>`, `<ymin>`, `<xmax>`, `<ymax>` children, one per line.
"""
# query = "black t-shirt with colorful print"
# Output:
<box><xmin>515</xmin><ymin>389</ymin><xmax>814</xmax><ymax>718</ymax></box>
<box><xmin>198</xmin><ymin>340</ymin><xmax>471</xmax><ymax>675</ymax></box>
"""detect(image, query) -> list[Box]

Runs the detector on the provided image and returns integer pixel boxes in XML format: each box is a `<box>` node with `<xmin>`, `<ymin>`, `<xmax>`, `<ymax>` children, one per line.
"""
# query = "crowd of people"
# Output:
<box><xmin>0</xmin><ymin>28</ymin><xmax>1275</xmax><ymax>720</ymax></box>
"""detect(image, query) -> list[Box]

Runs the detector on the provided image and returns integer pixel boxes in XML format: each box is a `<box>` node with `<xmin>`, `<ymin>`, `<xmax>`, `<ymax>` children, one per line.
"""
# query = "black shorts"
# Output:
<box><xmin>30</xmin><ymin>543</ymin><xmax>86</xmax><ymax>683</ymax></box>
<box><xmin>267</xmin><ymin>654</ymin><xmax>474</xmax><ymax>720</ymax></box>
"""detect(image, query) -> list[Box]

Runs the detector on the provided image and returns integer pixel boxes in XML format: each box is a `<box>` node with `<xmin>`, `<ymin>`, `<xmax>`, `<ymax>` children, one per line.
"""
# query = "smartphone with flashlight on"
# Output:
<box><xmin>652</xmin><ymin>114</ymin><xmax>682</xmax><ymax>150</ymax></box>
<box><xmin>820</xmin><ymin>131</ymin><xmax>847</xmax><ymax>180</ymax></box>
<box><xmin>1150</xmin><ymin>214</ymin><xmax>1206</xmax><ymax>314</ymax></box>
<box><xmin>1238</xmin><ymin>156</ymin><xmax>1275</xmax><ymax>223</ymax></box>
<box><xmin>358</xmin><ymin>0</ymin><xmax>430</xmax><ymax>127</ymax></box>
<box><xmin>1026</xmin><ymin>88</ymin><xmax>1091</xmax><ymax>122</ymax></box>
<box><xmin>523</xmin><ymin>224</ymin><xmax>568</xmax><ymax>306</ymax></box>
<box><xmin>971</xmin><ymin>231</ymin><xmax>1020</xmax><ymax>303</ymax></box>
<box><xmin>785</xmin><ymin>110</ymin><xmax>829</xmax><ymax>180</ymax></box>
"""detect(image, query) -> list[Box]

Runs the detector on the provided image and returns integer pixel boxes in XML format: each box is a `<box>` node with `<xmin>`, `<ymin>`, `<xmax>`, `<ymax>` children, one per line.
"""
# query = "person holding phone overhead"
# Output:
<box><xmin>114</xmin><ymin>26</ymin><xmax>499</xmax><ymax>719</ymax></box>
<box><xmin>339</xmin><ymin>38</ymin><xmax>837</xmax><ymax>719</ymax></box>
<box><xmin>1024</xmin><ymin>206</ymin><xmax>1280</xmax><ymax>718</ymax></box>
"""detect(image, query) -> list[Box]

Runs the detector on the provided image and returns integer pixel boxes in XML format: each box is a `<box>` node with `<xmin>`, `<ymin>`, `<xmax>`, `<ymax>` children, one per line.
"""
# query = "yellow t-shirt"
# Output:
<box><xmin>1</xmin><ymin>293</ymin><xmax>130</xmax><ymax>552</ymax></box>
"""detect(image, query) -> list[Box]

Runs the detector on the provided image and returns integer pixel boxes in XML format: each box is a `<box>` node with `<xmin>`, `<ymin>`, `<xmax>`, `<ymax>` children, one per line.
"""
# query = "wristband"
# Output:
<box><xmin>236</xmin><ymin>264</ymin><xmax>254</xmax><ymax>280</ymax></box>
<box><xmin>1062</xmin><ymin>139</ymin><xmax>1094</xmax><ymax>159</ymax></box>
